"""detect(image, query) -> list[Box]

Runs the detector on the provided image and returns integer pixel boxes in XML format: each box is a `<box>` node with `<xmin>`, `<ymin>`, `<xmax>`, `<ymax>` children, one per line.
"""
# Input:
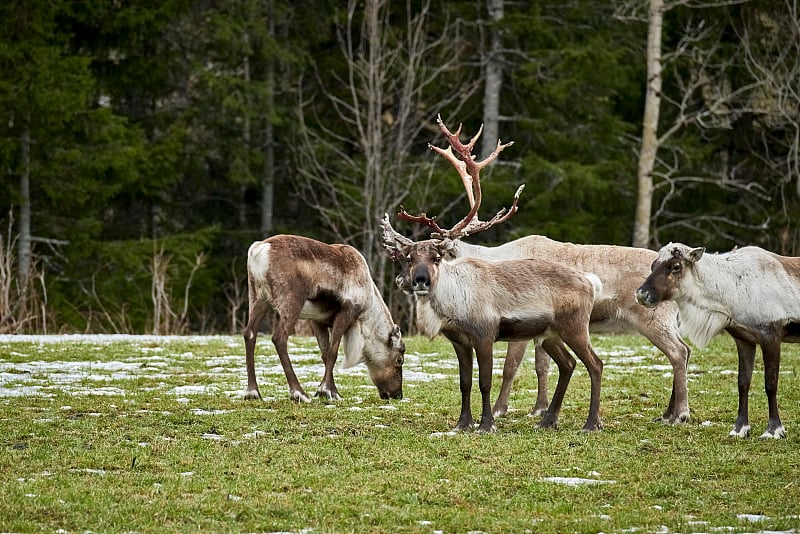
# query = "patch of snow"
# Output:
<box><xmin>170</xmin><ymin>385</ymin><xmax>219</xmax><ymax>395</ymax></box>
<box><xmin>540</xmin><ymin>477</ymin><xmax>617</xmax><ymax>487</ymax></box>
<box><xmin>191</xmin><ymin>408</ymin><xmax>230</xmax><ymax>415</ymax></box>
<box><xmin>70</xmin><ymin>468</ymin><xmax>107</xmax><ymax>475</ymax></box>
<box><xmin>737</xmin><ymin>514</ymin><xmax>768</xmax><ymax>522</ymax></box>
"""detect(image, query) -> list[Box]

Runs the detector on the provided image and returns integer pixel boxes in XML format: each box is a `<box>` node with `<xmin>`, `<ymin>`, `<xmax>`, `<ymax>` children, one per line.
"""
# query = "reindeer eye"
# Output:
<box><xmin>670</xmin><ymin>263</ymin><xmax>682</xmax><ymax>274</ymax></box>
<box><xmin>434</xmin><ymin>254</ymin><xmax>442</xmax><ymax>265</ymax></box>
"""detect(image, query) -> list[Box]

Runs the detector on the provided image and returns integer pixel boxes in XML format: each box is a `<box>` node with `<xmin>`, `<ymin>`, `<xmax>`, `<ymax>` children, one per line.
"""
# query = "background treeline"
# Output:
<box><xmin>1</xmin><ymin>0</ymin><xmax>798</xmax><ymax>335</ymax></box>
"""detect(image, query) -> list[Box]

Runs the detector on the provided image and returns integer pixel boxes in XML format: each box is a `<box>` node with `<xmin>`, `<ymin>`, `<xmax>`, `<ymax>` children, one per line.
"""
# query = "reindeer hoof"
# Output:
<box><xmin>290</xmin><ymin>390</ymin><xmax>313</xmax><ymax>403</ymax></box>
<box><xmin>476</xmin><ymin>424</ymin><xmax>497</xmax><ymax>434</ymax></box>
<box><xmin>315</xmin><ymin>388</ymin><xmax>342</xmax><ymax>401</ymax></box>
<box><xmin>659</xmin><ymin>409</ymin><xmax>690</xmax><ymax>425</ymax></box>
<box><xmin>728</xmin><ymin>425</ymin><xmax>750</xmax><ymax>438</ymax></box>
<box><xmin>581</xmin><ymin>420</ymin><xmax>603</xmax><ymax>432</ymax></box>
<box><xmin>243</xmin><ymin>389</ymin><xmax>262</xmax><ymax>401</ymax></box>
<box><xmin>538</xmin><ymin>413</ymin><xmax>558</xmax><ymax>429</ymax></box>
<box><xmin>529</xmin><ymin>406</ymin><xmax>547</xmax><ymax>418</ymax></box>
<box><xmin>759</xmin><ymin>426</ymin><xmax>786</xmax><ymax>439</ymax></box>
<box><xmin>453</xmin><ymin>419</ymin><xmax>474</xmax><ymax>432</ymax></box>
<box><xmin>492</xmin><ymin>404</ymin><xmax>508</xmax><ymax>418</ymax></box>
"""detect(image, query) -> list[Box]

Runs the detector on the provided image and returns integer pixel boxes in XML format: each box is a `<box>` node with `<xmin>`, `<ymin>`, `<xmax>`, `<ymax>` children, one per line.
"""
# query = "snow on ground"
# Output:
<box><xmin>0</xmin><ymin>334</ymin><xmax>690</xmax><ymax>399</ymax></box>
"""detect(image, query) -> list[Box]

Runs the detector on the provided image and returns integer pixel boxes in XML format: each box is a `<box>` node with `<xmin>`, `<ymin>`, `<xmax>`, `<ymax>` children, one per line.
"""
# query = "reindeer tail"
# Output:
<box><xmin>583</xmin><ymin>272</ymin><xmax>603</xmax><ymax>302</ymax></box>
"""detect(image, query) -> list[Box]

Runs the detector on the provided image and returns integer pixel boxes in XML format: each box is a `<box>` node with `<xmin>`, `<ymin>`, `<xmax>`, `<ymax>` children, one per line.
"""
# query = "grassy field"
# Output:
<box><xmin>0</xmin><ymin>332</ymin><xmax>799</xmax><ymax>533</ymax></box>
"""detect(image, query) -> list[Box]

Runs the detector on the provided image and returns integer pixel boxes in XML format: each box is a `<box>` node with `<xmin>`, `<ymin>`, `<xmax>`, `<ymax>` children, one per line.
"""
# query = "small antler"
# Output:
<box><xmin>402</xmin><ymin>114</ymin><xmax>523</xmax><ymax>240</ymax></box>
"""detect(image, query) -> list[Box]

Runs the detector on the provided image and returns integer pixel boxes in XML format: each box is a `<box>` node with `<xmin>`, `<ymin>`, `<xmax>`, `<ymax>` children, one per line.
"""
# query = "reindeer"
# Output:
<box><xmin>384</xmin><ymin>118</ymin><xmax>605</xmax><ymax>433</ymax></box>
<box><xmin>383</xmin><ymin>115</ymin><xmax>691</xmax><ymax>424</ymax></box>
<box><xmin>635</xmin><ymin>242</ymin><xmax>800</xmax><ymax>439</ymax></box>
<box><xmin>403</xmin><ymin>242</ymin><xmax>605</xmax><ymax>433</ymax></box>
<box><xmin>244</xmin><ymin>234</ymin><xmax>405</xmax><ymax>403</ymax></box>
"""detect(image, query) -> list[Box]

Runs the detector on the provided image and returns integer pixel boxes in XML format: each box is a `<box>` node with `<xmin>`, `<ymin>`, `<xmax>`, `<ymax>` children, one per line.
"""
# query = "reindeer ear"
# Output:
<box><xmin>438</xmin><ymin>238</ymin><xmax>457</xmax><ymax>258</ymax></box>
<box><xmin>687</xmin><ymin>247</ymin><xmax>705</xmax><ymax>263</ymax></box>
<box><xmin>390</xmin><ymin>324</ymin><xmax>403</xmax><ymax>348</ymax></box>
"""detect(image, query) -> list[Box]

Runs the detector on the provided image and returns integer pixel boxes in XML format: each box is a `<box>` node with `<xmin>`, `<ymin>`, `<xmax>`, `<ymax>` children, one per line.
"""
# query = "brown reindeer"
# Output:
<box><xmin>384</xmin><ymin>116</ymin><xmax>605</xmax><ymax>433</ymax></box>
<box><xmin>383</xmin><ymin>116</ymin><xmax>691</xmax><ymax>425</ymax></box>
<box><xmin>636</xmin><ymin>242</ymin><xmax>800</xmax><ymax>438</ymax></box>
<box><xmin>244</xmin><ymin>235</ymin><xmax>405</xmax><ymax>402</ymax></box>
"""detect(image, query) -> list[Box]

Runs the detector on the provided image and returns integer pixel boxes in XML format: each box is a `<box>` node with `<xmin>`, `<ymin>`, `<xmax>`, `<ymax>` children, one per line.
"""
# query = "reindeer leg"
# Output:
<box><xmin>316</xmin><ymin>302</ymin><xmax>360</xmax><ymax>401</ymax></box>
<box><xmin>759</xmin><ymin>338</ymin><xmax>785</xmax><ymax>439</ymax></box>
<box><xmin>272</xmin><ymin>309</ymin><xmax>312</xmax><ymax>403</ymax></box>
<box><xmin>562</xmin><ymin>332</ymin><xmax>604</xmax><ymax>432</ymax></box>
<box><xmin>475</xmin><ymin>339</ymin><xmax>497</xmax><ymax>434</ymax></box>
<box><xmin>268</xmin><ymin>292</ymin><xmax>314</xmax><ymax>403</ymax></box>
<box><xmin>640</xmin><ymin>313</ymin><xmax>692</xmax><ymax>424</ymax></box>
<box><xmin>537</xmin><ymin>338</ymin><xmax>575</xmax><ymax>430</ymax></box>
<box><xmin>532</xmin><ymin>344</ymin><xmax>551</xmax><ymax>417</ymax></box>
<box><xmin>309</xmin><ymin>321</ymin><xmax>339</xmax><ymax>401</ymax></box>
<box><xmin>243</xmin><ymin>299</ymin><xmax>270</xmax><ymax>400</ymax></box>
<box><xmin>730</xmin><ymin>337</ymin><xmax>756</xmax><ymax>438</ymax></box>
<box><xmin>492</xmin><ymin>341</ymin><xmax>528</xmax><ymax>418</ymax></box>
<box><xmin>451</xmin><ymin>340</ymin><xmax>475</xmax><ymax>431</ymax></box>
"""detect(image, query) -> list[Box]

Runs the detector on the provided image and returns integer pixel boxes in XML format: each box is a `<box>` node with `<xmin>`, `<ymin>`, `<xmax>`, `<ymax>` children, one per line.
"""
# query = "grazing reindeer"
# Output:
<box><xmin>244</xmin><ymin>235</ymin><xmax>405</xmax><ymax>402</ymax></box>
<box><xmin>383</xmin><ymin>115</ymin><xmax>691</xmax><ymax>424</ymax></box>
<box><xmin>635</xmin><ymin>242</ymin><xmax>800</xmax><ymax>438</ymax></box>
<box><xmin>384</xmin><ymin>117</ymin><xmax>605</xmax><ymax>433</ymax></box>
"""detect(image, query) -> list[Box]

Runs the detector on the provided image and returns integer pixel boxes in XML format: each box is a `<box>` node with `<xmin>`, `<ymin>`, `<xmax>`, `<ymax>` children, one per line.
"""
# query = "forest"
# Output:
<box><xmin>1</xmin><ymin>0</ymin><xmax>798</xmax><ymax>335</ymax></box>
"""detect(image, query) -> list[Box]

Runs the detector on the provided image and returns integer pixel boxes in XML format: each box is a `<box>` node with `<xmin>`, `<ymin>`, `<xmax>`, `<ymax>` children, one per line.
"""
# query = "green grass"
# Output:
<box><xmin>1</xmin><ymin>333</ymin><xmax>799</xmax><ymax>533</ymax></box>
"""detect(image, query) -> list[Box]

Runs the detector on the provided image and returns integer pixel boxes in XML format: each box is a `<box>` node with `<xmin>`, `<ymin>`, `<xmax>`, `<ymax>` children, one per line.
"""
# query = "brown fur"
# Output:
<box><xmin>244</xmin><ymin>235</ymin><xmax>404</xmax><ymax>403</ymax></box>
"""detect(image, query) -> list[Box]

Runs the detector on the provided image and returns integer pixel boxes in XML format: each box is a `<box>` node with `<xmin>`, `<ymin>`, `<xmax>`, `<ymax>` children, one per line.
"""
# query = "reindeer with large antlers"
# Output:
<box><xmin>384</xmin><ymin>115</ymin><xmax>691</xmax><ymax>428</ymax></box>
<box><xmin>384</xmin><ymin>115</ymin><xmax>606</xmax><ymax>433</ymax></box>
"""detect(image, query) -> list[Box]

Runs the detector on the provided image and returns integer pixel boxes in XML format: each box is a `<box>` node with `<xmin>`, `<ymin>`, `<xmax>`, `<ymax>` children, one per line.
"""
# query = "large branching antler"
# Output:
<box><xmin>398</xmin><ymin>113</ymin><xmax>524</xmax><ymax>239</ymax></box>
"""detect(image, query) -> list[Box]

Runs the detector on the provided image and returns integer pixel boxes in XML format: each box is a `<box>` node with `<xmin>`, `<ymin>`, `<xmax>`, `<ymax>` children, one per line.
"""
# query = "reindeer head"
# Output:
<box><xmin>365</xmin><ymin>323</ymin><xmax>405</xmax><ymax>399</ymax></box>
<box><xmin>635</xmin><ymin>242</ymin><xmax>706</xmax><ymax>308</ymax></box>
<box><xmin>381</xmin><ymin>214</ymin><xmax>459</xmax><ymax>294</ymax></box>
<box><xmin>400</xmin><ymin>241</ymin><xmax>453</xmax><ymax>296</ymax></box>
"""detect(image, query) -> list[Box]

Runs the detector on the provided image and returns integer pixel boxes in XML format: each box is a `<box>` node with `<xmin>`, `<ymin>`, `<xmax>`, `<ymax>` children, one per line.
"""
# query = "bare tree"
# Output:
<box><xmin>0</xmin><ymin>212</ymin><xmax>49</xmax><ymax>334</ymax></box>
<box><xmin>481</xmin><ymin>0</ymin><xmax>504</xmax><ymax>160</ymax></box>
<box><xmin>631</xmin><ymin>0</ymin><xmax>664</xmax><ymax>248</ymax></box>
<box><xmin>735</xmin><ymin>0</ymin><xmax>800</xmax><ymax>253</ymax></box>
<box><xmin>618</xmin><ymin>0</ymin><xmax>764</xmax><ymax>248</ymax></box>
<box><xmin>149</xmin><ymin>247</ymin><xmax>206</xmax><ymax>335</ymax></box>
<box><xmin>295</xmin><ymin>0</ymin><xmax>479</xmax><ymax>297</ymax></box>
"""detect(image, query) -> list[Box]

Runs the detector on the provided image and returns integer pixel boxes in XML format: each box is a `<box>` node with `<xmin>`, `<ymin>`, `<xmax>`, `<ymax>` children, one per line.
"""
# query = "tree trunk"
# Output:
<box><xmin>260</xmin><ymin>5</ymin><xmax>276</xmax><ymax>237</ymax></box>
<box><xmin>362</xmin><ymin>0</ymin><xmax>384</xmax><ymax>276</ymax></box>
<box><xmin>632</xmin><ymin>0</ymin><xmax>663</xmax><ymax>248</ymax></box>
<box><xmin>481</xmin><ymin>0</ymin><xmax>504</xmax><ymax>159</ymax></box>
<box><xmin>17</xmin><ymin>113</ymin><xmax>32</xmax><ymax>290</ymax></box>
<box><xmin>241</xmin><ymin>34</ymin><xmax>252</xmax><ymax>231</ymax></box>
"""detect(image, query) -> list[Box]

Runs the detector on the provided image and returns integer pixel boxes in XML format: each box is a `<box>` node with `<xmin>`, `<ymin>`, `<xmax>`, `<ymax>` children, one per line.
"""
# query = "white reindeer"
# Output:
<box><xmin>635</xmin><ymin>242</ymin><xmax>800</xmax><ymax>438</ymax></box>
<box><xmin>244</xmin><ymin>234</ymin><xmax>405</xmax><ymax>402</ymax></box>
<box><xmin>383</xmin><ymin>115</ymin><xmax>690</xmax><ymax>424</ymax></box>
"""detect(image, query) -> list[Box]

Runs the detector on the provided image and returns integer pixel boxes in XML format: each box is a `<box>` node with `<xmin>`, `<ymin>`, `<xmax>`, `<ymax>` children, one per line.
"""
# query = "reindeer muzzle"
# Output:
<box><xmin>635</xmin><ymin>287</ymin><xmax>659</xmax><ymax>308</ymax></box>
